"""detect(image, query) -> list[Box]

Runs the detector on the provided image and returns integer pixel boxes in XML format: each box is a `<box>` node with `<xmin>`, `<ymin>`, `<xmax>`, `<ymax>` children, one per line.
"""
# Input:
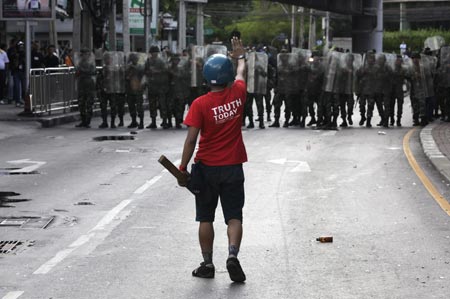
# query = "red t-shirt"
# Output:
<box><xmin>184</xmin><ymin>80</ymin><xmax>248</xmax><ymax>166</ymax></box>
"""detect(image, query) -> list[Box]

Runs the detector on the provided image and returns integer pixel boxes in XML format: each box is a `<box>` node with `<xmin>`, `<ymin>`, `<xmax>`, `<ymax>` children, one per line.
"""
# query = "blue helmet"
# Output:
<box><xmin>203</xmin><ymin>54</ymin><xmax>235</xmax><ymax>85</ymax></box>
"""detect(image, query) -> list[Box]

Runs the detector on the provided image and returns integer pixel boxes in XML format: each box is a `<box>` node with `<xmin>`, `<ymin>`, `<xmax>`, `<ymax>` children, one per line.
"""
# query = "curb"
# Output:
<box><xmin>420</xmin><ymin>123</ymin><xmax>450</xmax><ymax>182</ymax></box>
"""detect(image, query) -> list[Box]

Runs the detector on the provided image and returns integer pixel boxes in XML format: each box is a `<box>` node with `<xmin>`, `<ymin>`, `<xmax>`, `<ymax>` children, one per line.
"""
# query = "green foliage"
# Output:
<box><xmin>384</xmin><ymin>29</ymin><xmax>450</xmax><ymax>53</ymax></box>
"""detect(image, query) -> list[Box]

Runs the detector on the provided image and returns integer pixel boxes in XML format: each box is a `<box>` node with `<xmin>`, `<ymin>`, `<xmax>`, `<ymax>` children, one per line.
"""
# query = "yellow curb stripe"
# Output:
<box><xmin>403</xmin><ymin>128</ymin><xmax>450</xmax><ymax>216</ymax></box>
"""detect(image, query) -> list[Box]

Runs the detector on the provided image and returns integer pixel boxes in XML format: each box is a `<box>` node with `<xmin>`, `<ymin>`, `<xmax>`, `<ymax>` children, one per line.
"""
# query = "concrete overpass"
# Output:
<box><xmin>272</xmin><ymin>0</ymin><xmax>383</xmax><ymax>53</ymax></box>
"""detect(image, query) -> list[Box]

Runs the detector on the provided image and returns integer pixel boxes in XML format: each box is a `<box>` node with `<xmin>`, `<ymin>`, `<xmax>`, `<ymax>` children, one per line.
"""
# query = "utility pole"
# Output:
<box><xmin>178</xmin><ymin>0</ymin><xmax>186</xmax><ymax>51</ymax></box>
<box><xmin>196</xmin><ymin>3</ymin><xmax>204</xmax><ymax>46</ymax></box>
<box><xmin>109</xmin><ymin>0</ymin><xmax>117</xmax><ymax>51</ymax></box>
<box><xmin>291</xmin><ymin>5</ymin><xmax>296</xmax><ymax>46</ymax></box>
<box><xmin>308</xmin><ymin>8</ymin><xmax>316</xmax><ymax>50</ymax></box>
<box><xmin>143</xmin><ymin>0</ymin><xmax>152</xmax><ymax>53</ymax></box>
<box><xmin>123</xmin><ymin>0</ymin><xmax>130</xmax><ymax>52</ymax></box>
<box><xmin>73</xmin><ymin>0</ymin><xmax>81</xmax><ymax>52</ymax></box>
<box><xmin>298</xmin><ymin>7</ymin><xmax>304</xmax><ymax>48</ymax></box>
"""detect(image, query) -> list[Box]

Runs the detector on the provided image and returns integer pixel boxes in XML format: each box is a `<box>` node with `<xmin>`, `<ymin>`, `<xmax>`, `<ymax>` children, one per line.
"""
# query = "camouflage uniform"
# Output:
<box><xmin>355</xmin><ymin>52</ymin><xmax>377</xmax><ymax>127</ymax></box>
<box><xmin>389</xmin><ymin>56</ymin><xmax>407</xmax><ymax>126</ymax></box>
<box><xmin>75</xmin><ymin>49</ymin><xmax>96</xmax><ymax>128</ymax></box>
<box><xmin>125</xmin><ymin>53</ymin><xmax>145</xmax><ymax>129</ymax></box>
<box><xmin>305</xmin><ymin>55</ymin><xmax>324</xmax><ymax>126</ymax></box>
<box><xmin>168</xmin><ymin>55</ymin><xmax>190</xmax><ymax>128</ymax></box>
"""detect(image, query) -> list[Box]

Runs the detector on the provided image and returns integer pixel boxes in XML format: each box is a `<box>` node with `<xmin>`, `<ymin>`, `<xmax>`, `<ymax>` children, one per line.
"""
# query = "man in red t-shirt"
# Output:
<box><xmin>178</xmin><ymin>37</ymin><xmax>247</xmax><ymax>282</ymax></box>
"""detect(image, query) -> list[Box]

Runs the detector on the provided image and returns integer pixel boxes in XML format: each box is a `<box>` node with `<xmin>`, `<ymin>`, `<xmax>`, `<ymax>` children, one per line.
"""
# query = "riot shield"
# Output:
<box><xmin>292</xmin><ymin>48</ymin><xmax>312</xmax><ymax>62</ymax></box>
<box><xmin>125</xmin><ymin>52</ymin><xmax>147</xmax><ymax>94</ymax></box>
<box><xmin>247</xmin><ymin>52</ymin><xmax>268</xmax><ymax>94</ymax></box>
<box><xmin>205</xmin><ymin>44</ymin><xmax>228</xmax><ymax>58</ymax></box>
<box><xmin>74</xmin><ymin>50</ymin><xmax>97</xmax><ymax>88</ymax></box>
<box><xmin>191</xmin><ymin>46</ymin><xmax>205</xmax><ymax>87</ymax></box>
<box><xmin>424</xmin><ymin>36</ymin><xmax>445</xmax><ymax>52</ymax></box>
<box><xmin>420</xmin><ymin>54</ymin><xmax>436</xmax><ymax>98</ymax></box>
<box><xmin>145</xmin><ymin>53</ymin><xmax>169</xmax><ymax>93</ymax></box>
<box><xmin>103</xmin><ymin>51</ymin><xmax>125</xmax><ymax>94</ymax></box>
<box><xmin>170</xmin><ymin>56</ymin><xmax>191</xmax><ymax>98</ymax></box>
<box><xmin>383</xmin><ymin>53</ymin><xmax>397</xmax><ymax>71</ymax></box>
<box><xmin>336</xmin><ymin>53</ymin><xmax>355</xmax><ymax>95</ymax></box>
<box><xmin>322</xmin><ymin>51</ymin><xmax>341</xmax><ymax>93</ymax></box>
<box><xmin>277</xmin><ymin>53</ymin><xmax>301</xmax><ymax>95</ymax></box>
<box><xmin>438</xmin><ymin>46</ymin><xmax>450</xmax><ymax>87</ymax></box>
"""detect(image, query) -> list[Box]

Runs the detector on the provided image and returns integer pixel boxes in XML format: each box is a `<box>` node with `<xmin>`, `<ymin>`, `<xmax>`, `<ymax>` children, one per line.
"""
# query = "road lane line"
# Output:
<box><xmin>34</xmin><ymin>164</ymin><xmax>174</xmax><ymax>275</ymax></box>
<box><xmin>2</xmin><ymin>292</ymin><xmax>24</xmax><ymax>299</ymax></box>
<box><xmin>134</xmin><ymin>176</ymin><xmax>162</xmax><ymax>194</ymax></box>
<box><xmin>404</xmin><ymin>128</ymin><xmax>450</xmax><ymax>216</ymax></box>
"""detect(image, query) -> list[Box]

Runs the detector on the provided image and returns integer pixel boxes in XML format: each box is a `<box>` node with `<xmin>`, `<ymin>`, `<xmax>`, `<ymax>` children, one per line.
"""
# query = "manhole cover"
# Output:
<box><xmin>93</xmin><ymin>136</ymin><xmax>136</xmax><ymax>141</ymax></box>
<box><xmin>0</xmin><ymin>240</ymin><xmax>34</xmax><ymax>254</ymax></box>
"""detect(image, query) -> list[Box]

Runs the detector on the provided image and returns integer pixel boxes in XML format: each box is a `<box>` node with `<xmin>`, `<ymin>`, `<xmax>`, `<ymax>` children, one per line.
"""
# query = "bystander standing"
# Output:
<box><xmin>43</xmin><ymin>45</ymin><xmax>60</xmax><ymax>68</ymax></box>
<box><xmin>0</xmin><ymin>44</ymin><xmax>9</xmax><ymax>104</ymax></box>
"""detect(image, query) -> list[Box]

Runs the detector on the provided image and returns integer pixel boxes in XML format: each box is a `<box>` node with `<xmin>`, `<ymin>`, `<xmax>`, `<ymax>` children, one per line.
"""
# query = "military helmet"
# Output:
<box><xmin>149</xmin><ymin>45</ymin><xmax>160</xmax><ymax>53</ymax></box>
<box><xmin>203</xmin><ymin>54</ymin><xmax>234</xmax><ymax>85</ymax></box>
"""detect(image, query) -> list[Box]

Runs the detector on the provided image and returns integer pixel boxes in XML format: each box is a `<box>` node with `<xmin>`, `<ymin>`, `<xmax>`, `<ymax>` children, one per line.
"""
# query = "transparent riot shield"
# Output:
<box><xmin>191</xmin><ymin>46</ymin><xmax>205</xmax><ymax>87</ymax></box>
<box><xmin>205</xmin><ymin>44</ymin><xmax>228</xmax><ymax>58</ymax></box>
<box><xmin>170</xmin><ymin>56</ymin><xmax>191</xmax><ymax>98</ymax></box>
<box><xmin>125</xmin><ymin>52</ymin><xmax>147</xmax><ymax>94</ymax></box>
<box><xmin>247</xmin><ymin>52</ymin><xmax>268</xmax><ymax>94</ymax></box>
<box><xmin>438</xmin><ymin>46</ymin><xmax>450</xmax><ymax>87</ymax></box>
<box><xmin>383</xmin><ymin>53</ymin><xmax>397</xmax><ymax>72</ymax></box>
<box><xmin>74</xmin><ymin>50</ymin><xmax>97</xmax><ymax>88</ymax></box>
<box><xmin>352</xmin><ymin>53</ymin><xmax>363</xmax><ymax>93</ymax></box>
<box><xmin>336</xmin><ymin>52</ymin><xmax>355</xmax><ymax>95</ymax></box>
<box><xmin>420</xmin><ymin>54</ymin><xmax>436</xmax><ymax>98</ymax></box>
<box><xmin>103</xmin><ymin>51</ymin><xmax>125</xmax><ymax>94</ymax></box>
<box><xmin>292</xmin><ymin>48</ymin><xmax>312</xmax><ymax>62</ymax></box>
<box><xmin>424</xmin><ymin>36</ymin><xmax>445</xmax><ymax>52</ymax></box>
<box><xmin>277</xmin><ymin>53</ymin><xmax>301</xmax><ymax>95</ymax></box>
<box><xmin>322</xmin><ymin>51</ymin><xmax>341</xmax><ymax>93</ymax></box>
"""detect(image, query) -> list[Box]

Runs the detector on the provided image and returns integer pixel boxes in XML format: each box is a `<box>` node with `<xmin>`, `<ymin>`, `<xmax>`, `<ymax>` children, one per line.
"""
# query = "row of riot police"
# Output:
<box><xmin>73</xmin><ymin>44</ymin><xmax>229</xmax><ymax>129</ymax></box>
<box><xmin>244</xmin><ymin>43</ymin><xmax>450</xmax><ymax>130</ymax></box>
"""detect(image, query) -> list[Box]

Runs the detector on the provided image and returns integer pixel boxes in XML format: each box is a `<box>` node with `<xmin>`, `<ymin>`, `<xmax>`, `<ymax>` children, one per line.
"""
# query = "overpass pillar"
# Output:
<box><xmin>352</xmin><ymin>0</ymin><xmax>383</xmax><ymax>53</ymax></box>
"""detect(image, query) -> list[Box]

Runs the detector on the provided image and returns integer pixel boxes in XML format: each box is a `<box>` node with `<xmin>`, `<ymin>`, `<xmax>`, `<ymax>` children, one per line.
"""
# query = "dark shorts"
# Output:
<box><xmin>194</xmin><ymin>163</ymin><xmax>245</xmax><ymax>224</ymax></box>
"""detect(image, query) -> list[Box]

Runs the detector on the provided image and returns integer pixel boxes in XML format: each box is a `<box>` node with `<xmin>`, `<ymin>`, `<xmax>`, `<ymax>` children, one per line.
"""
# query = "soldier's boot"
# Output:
<box><xmin>390</xmin><ymin>117</ymin><xmax>395</xmax><ymax>126</ymax></box>
<box><xmin>300</xmin><ymin>117</ymin><xmax>305</xmax><ymax>128</ymax></box>
<box><xmin>259</xmin><ymin>119</ymin><xmax>265</xmax><ymax>129</ymax></box>
<box><xmin>128</xmin><ymin>116</ymin><xmax>138</xmax><ymax>128</ymax></box>
<box><xmin>359</xmin><ymin>115</ymin><xmax>366</xmax><ymax>126</ymax></box>
<box><xmin>340</xmin><ymin>119</ymin><xmax>348</xmax><ymax>127</ymax></box>
<box><xmin>366</xmin><ymin>117</ymin><xmax>372</xmax><ymax>128</ymax></box>
<box><xmin>376</xmin><ymin>118</ymin><xmax>383</xmax><ymax>126</ymax></box>
<box><xmin>161</xmin><ymin>119</ymin><xmax>170</xmax><ymax>129</ymax></box>
<box><xmin>347</xmin><ymin>115</ymin><xmax>353</xmax><ymax>125</ymax></box>
<box><xmin>267</xmin><ymin>114</ymin><xmax>272</xmax><ymax>122</ymax></box>
<box><xmin>413</xmin><ymin>117</ymin><xmax>420</xmax><ymax>126</ymax></box>
<box><xmin>420</xmin><ymin>117</ymin><xmax>429</xmax><ymax>127</ymax></box>
<box><xmin>247</xmin><ymin>120</ymin><xmax>255</xmax><ymax>129</ymax></box>
<box><xmin>269</xmin><ymin>118</ymin><xmax>280</xmax><ymax>128</ymax></box>
<box><xmin>146</xmin><ymin>117</ymin><xmax>157</xmax><ymax>129</ymax></box>
<box><xmin>307</xmin><ymin>117</ymin><xmax>316</xmax><ymax>127</ymax></box>
<box><xmin>167</xmin><ymin>118</ymin><xmax>173</xmax><ymax>128</ymax></box>
<box><xmin>382</xmin><ymin>118</ymin><xmax>389</xmax><ymax>128</ymax></box>
<box><xmin>138</xmin><ymin>117</ymin><xmax>144</xmax><ymax>129</ymax></box>
<box><xmin>118</xmin><ymin>116</ymin><xmax>124</xmax><ymax>127</ymax></box>
<box><xmin>175</xmin><ymin>119</ymin><xmax>182</xmax><ymax>129</ymax></box>
<box><xmin>110</xmin><ymin>116</ymin><xmax>116</xmax><ymax>129</ymax></box>
<box><xmin>331</xmin><ymin>116</ymin><xmax>338</xmax><ymax>129</ymax></box>
<box><xmin>99</xmin><ymin>116</ymin><xmax>108</xmax><ymax>128</ymax></box>
<box><xmin>75</xmin><ymin>117</ymin><xmax>86</xmax><ymax>128</ymax></box>
<box><xmin>84</xmin><ymin>118</ymin><xmax>91</xmax><ymax>128</ymax></box>
<box><xmin>396</xmin><ymin>118</ymin><xmax>402</xmax><ymax>127</ymax></box>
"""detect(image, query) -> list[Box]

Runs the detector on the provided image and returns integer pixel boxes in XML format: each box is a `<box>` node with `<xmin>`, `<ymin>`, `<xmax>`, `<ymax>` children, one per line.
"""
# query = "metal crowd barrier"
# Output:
<box><xmin>30</xmin><ymin>67</ymin><xmax>78</xmax><ymax>115</ymax></box>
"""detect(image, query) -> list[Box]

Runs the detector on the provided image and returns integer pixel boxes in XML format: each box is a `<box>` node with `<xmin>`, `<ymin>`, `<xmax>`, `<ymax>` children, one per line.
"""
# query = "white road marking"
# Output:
<box><xmin>2</xmin><ymin>292</ymin><xmax>24</xmax><ymax>299</ymax></box>
<box><xmin>33</xmin><ymin>163</ymin><xmax>173</xmax><ymax>275</ymax></box>
<box><xmin>268</xmin><ymin>158</ymin><xmax>311</xmax><ymax>172</ymax></box>
<box><xmin>7</xmin><ymin>159</ymin><xmax>46</xmax><ymax>173</ymax></box>
<box><xmin>290</xmin><ymin>161</ymin><xmax>311</xmax><ymax>173</ymax></box>
<box><xmin>134</xmin><ymin>176</ymin><xmax>161</xmax><ymax>194</ymax></box>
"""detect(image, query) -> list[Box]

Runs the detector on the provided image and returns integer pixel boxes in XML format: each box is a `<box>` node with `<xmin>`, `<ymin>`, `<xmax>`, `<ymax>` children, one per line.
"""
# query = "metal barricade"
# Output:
<box><xmin>30</xmin><ymin>67</ymin><xmax>78</xmax><ymax>115</ymax></box>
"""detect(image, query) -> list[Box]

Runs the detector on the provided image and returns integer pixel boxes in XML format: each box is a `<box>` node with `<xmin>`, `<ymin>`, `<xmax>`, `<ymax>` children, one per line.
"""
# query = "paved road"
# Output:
<box><xmin>1</xmin><ymin>113</ymin><xmax>449</xmax><ymax>299</ymax></box>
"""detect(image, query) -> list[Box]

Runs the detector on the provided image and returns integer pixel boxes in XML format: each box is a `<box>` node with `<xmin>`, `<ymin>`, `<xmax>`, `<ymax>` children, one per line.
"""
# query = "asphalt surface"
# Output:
<box><xmin>0</xmin><ymin>100</ymin><xmax>450</xmax><ymax>299</ymax></box>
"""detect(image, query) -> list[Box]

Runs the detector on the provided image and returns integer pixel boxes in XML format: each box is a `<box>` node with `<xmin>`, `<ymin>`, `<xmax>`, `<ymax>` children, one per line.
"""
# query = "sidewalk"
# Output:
<box><xmin>420</xmin><ymin>121</ymin><xmax>450</xmax><ymax>182</ymax></box>
<box><xmin>0</xmin><ymin>102</ymin><xmax>81</xmax><ymax>127</ymax></box>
